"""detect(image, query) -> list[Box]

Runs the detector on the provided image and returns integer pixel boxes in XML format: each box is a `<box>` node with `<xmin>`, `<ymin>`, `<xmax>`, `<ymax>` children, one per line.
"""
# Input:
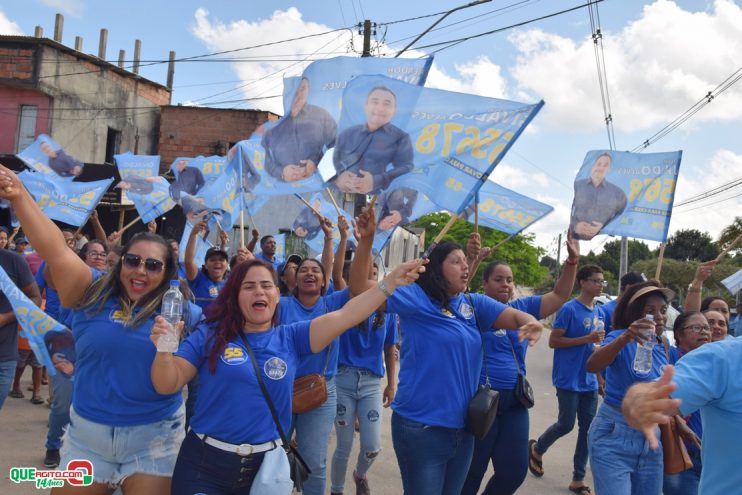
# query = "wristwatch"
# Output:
<box><xmin>687</xmin><ymin>283</ymin><xmax>701</xmax><ymax>293</ymax></box>
<box><xmin>378</xmin><ymin>280</ymin><xmax>393</xmax><ymax>298</ymax></box>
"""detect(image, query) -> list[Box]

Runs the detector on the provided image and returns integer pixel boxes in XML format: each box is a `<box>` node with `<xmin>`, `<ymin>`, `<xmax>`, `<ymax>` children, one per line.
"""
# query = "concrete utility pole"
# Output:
<box><xmin>361</xmin><ymin>20</ymin><xmax>373</xmax><ymax>57</ymax></box>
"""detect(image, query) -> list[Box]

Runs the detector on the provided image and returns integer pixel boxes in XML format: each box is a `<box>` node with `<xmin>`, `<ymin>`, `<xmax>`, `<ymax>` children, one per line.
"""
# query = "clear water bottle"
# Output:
<box><xmin>157</xmin><ymin>280</ymin><xmax>183</xmax><ymax>353</ymax></box>
<box><xmin>593</xmin><ymin>316</ymin><xmax>605</xmax><ymax>349</ymax></box>
<box><xmin>632</xmin><ymin>314</ymin><xmax>655</xmax><ymax>374</ymax></box>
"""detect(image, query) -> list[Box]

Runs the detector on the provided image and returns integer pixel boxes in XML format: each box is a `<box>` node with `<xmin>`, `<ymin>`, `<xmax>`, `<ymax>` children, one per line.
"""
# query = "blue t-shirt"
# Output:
<box><xmin>669</xmin><ymin>345</ymin><xmax>702</xmax><ymax>456</ymax></box>
<box><xmin>188</xmin><ymin>270</ymin><xmax>226</xmax><ymax>311</ymax></box>
<box><xmin>552</xmin><ymin>299</ymin><xmax>600</xmax><ymax>392</ymax></box>
<box><xmin>602</xmin><ymin>329</ymin><xmax>669</xmax><ymax>407</ymax></box>
<box><xmin>70</xmin><ymin>298</ymin><xmax>182</xmax><ymax>426</ymax></box>
<box><xmin>255</xmin><ymin>252</ymin><xmax>283</xmax><ymax>271</ymax></box>
<box><xmin>672</xmin><ymin>337</ymin><xmax>742</xmax><ymax>495</ymax></box>
<box><xmin>278</xmin><ymin>288</ymin><xmax>350</xmax><ymax>378</ymax></box>
<box><xmin>387</xmin><ymin>284</ymin><xmax>507</xmax><ymax>429</ymax></box>
<box><xmin>35</xmin><ymin>261</ymin><xmax>61</xmax><ymax>320</ymax></box>
<box><xmin>176</xmin><ymin>320</ymin><xmax>312</xmax><ymax>444</ymax></box>
<box><xmin>338</xmin><ymin>312</ymin><xmax>398</xmax><ymax>377</ymax></box>
<box><xmin>599</xmin><ymin>298</ymin><xmax>617</xmax><ymax>332</ymax></box>
<box><xmin>481</xmin><ymin>296</ymin><xmax>541</xmax><ymax>390</ymax></box>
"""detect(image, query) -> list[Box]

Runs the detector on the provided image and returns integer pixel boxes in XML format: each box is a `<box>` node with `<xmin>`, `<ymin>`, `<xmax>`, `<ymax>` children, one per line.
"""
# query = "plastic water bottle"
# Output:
<box><xmin>632</xmin><ymin>314</ymin><xmax>655</xmax><ymax>374</ymax></box>
<box><xmin>157</xmin><ymin>280</ymin><xmax>183</xmax><ymax>353</ymax></box>
<box><xmin>593</xmin><ymin>317</ymin><xmax>605</xmax><ymax>349</ymax></box>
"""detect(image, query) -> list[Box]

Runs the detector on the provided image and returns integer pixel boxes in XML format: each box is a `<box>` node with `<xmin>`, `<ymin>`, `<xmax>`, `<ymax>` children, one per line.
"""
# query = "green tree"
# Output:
<box><xmin>718</xmin><ymin>216</ymin><xmax>742</xmax><ymax>256</ymax></box>
<box><xmin>593</xmin><ymin>239</ymin><xmax>651</xmax><ymax>279</ymax></box>
<box><xmin>664</xmin><ymin>229</ymin><xmax>719</xmax><ymax>262</ymax></box>
<box><xmin>412</xmin><ymin>212</ymin><xmax>547</xmax><ymax>291</ymax></box>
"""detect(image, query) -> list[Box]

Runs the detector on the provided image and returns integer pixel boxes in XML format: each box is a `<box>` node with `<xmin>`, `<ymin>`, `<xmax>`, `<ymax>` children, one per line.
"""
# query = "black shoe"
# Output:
<box><xmin>44</xmin><ymin>449</ymin><xmax>60</xmax><ymax>468</ymax></box>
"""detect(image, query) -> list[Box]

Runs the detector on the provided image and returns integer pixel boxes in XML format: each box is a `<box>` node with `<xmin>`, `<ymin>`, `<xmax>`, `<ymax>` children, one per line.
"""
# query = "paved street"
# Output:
<box><xmin>0</xmin><ymin>334</ymin><xmax>594</xmax><ymax>494</ymax></box>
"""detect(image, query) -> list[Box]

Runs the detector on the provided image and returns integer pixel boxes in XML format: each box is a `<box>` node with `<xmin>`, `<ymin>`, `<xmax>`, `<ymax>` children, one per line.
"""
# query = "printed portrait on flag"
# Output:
<box><xmin>17</xmin><ymin>134</ymin><xmax>84</xmax><ymax>179</ymax></box>
<box><xmin>569</xmin><ymin>149</ymin><xmax>682</xmax><ymax>242</ymax></box>
<box><xmin>377</xmin><ymin>187</ymin><xmax>419</xmax><ymax>231</ymax></box>
<box><xmin>169</xmin><ymin>158</ymin><xmax>207</xmax><ymax>202</ymax></box>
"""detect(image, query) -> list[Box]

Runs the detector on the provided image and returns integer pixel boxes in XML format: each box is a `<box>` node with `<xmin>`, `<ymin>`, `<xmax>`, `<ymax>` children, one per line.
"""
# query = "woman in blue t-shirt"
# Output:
<box><xmin>0</xmin><ymin>164</ymin><xmax>195</xmax><ymax>495</ymax></box>
<box><xmin>462</xmin><ymin>232</ymin><xmax>579</xmax><ymax>495</ymax></box>
<box><xmin>586</xmin><ymin>282</ymin><xmax>674</xmax><ymax>495</ymax></box>
<box><xmin>185</xmin><ymin>218</ymin><xmax>228</xmax><ymax>310</ymax></box>
<box><xmin>349</xmin><ymin>207</ymin><xmax>544</xmax><ymax>495</ymax></box>
<box><xmin>150</xmin><ymin>256</ymin><xmax>421</xmax><ymax>494</ymax></box>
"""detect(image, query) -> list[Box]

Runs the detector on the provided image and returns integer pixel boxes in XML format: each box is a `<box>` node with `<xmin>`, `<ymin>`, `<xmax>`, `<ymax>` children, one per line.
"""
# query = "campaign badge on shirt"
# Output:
<box><xmin>264</xmin><ymin>357</ymin><xmax>288</xmax><ymax>380</ymax></box>
<box><xmin>441</xmin><ymin>308</ymin><xmax>455</xmax><ymax>318</ymax></box>
<box><xmin>209</xmin><ymin>286</ymin><xmax>219</xmax><ymax>298</ymax></box>
<box><xmin>109</xmin><ymin>309</ymin><xmax>130</xmax><ymax>325</ymax></box>
<box><xmin>583</xmin><ymin>317</ymin><xmax>592</xmax><ymax>330</ymax></box>
<box><xmin>459</xmin><ymin>302</ymin><xmax>474</xmax><ymax>320</ymax></box>
<box><xmin>221</xmin><ymin>344</ymin><xmax>248</xmax><ymax>365</ymax></box>
<box><xmin>494</xmin><ymin>329</ymin><xmax>507</xmax><ymax>337</ymax></box>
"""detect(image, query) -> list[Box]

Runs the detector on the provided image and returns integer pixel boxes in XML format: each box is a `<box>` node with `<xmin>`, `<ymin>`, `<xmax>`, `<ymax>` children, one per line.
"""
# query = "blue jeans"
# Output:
<box><xmin>291</xmin><ymin>377</ymin><xmax>336</xmax><ymax>495</ymax></box>
<box><xmin>330</xmin><ymin>367</ymin><xmax>383</xmax><ymax>493</ymax></box>
<box><xmin>663</xmin><ymin>449</ymin><xmax>702</xmax><ymax>495</ymax></box>
<box><xmin>392</xmin><ymin>411</ymin><xmax>475</xmax><ymax>495</ymax></box>
<box><xmin>589</xmin><ymin>403</ymin><xmax>663</xmax><ymax>495</ymax></box>
<box><xmin>0</xmin><ymin>359</ymin><xmax>15</xmax><ymax>410</ymax></box>
<box><xmin>171</xmin><ymin>430</ymin><xmax>265</xmax><ymax>495</ymax></box>
<box><xmin>535</xmin><ymin>388</ymin><xmax>598</xmax><ymax>481</ymax></box>
<box><xmin>46</xmin><ymin>372</ymin><xmax>73</xmax><ymax>450</ymax></box>
<box><xmin>462</xmin><ymin>389</ymin><xmax>529</xmax><ymax>495</ymax></box>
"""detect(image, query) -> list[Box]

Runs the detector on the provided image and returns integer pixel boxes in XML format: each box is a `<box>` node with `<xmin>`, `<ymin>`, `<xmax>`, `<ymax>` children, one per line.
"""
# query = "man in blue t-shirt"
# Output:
<box><xmin>530</xmin><ymin>264</ymin><xmax>606</xmax><ymax>495</ymax></box>
<box><xmin>255</xmin><ymin>235</ymin><xmax>282</xmax><ymax>270</ymax></box>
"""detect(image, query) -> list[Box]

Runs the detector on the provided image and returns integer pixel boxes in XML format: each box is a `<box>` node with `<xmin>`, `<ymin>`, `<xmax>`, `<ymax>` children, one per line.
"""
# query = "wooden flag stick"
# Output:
<box><xmin>295</xmin><ymin>194</ymin><xmax>322</xmax><ymax>217</ymax></box>
<box><xmin>422</xmin><ymin>213</ymin><xmax>460</xmax><ymax>259</ymax></box>
<box><xmin>488</xmin><ymin>234</ymin><xmax>514</xmax><ymax>253</ymax></box>
<box><xmin>655</xmin><ymin>243</ymin><xmax>667</xmax><ymax>280</ymax></box>
<box><xmin>474</xmin><ymin>197</ymin><xmax>479</xmax><ymax>234</ymax></box>
<box><xmin>240</xmin><ymin>210</ymin><xmax>245</xmax><ymax>249</ymax></box>
<box><xmin>326</xmin><ymin>188</ymin><xmax>342</xmax><ymax>217</ymax></box>
<box><xmin>118</xmin><ymin>215</ymin><xmax>142</xmax><ymax>234</ymax></box>
<box><xmin>367</xmin><ymin>194</ymin><xmax>378</xmax><ymax>211</ymax></box>
<box><xmin>716</xmin><ymin>232</ymin><xmax>742</xmax><ymax>262</ymax></box>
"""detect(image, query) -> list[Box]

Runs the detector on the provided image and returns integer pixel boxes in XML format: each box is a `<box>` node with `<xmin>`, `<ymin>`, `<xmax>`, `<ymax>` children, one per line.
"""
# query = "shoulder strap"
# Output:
<box><xmin>238</xmin><ymin>332</ymin><xmax>290</xmax><ymax>452</ymax></box>
<box><xmin>507</xmin><ymin>337</ymin><xmax>525</xmax><ymax>376</ymax></box>
<box><xmin>465</xmin><ymin>293</ymin><xmax>489</xmax><ymax>387</ymax></box>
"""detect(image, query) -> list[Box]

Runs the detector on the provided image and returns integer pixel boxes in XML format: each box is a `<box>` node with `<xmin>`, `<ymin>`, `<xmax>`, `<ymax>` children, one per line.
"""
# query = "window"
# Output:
<box><xmin>16</xmin><ymin>105</ymin><xmax>38</xmax><ymax>152</ymax></box>
<box><xmin>105</xmin><ymin>127</ymin><xmax>122</xmax><ymax>164</ymax></box>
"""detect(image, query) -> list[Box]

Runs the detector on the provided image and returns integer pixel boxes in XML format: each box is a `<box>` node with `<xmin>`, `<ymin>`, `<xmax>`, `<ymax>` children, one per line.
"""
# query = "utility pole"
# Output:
<box><xmin>361</xmin><ymin>20</ymin><xmax>373</xmax><ymax>57</ymax></box>
<box><xmin>619</xmin><ymin>236</ymin><xmax>629</xmax><ymax>289</ymax></box>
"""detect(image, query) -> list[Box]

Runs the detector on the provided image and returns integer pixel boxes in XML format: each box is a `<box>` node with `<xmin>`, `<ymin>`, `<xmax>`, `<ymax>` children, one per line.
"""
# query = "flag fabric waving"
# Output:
<box><xmin>114</xmin><ymin>152</ymin><xmax>175</xmax><ymax>223</ymax></box>
<box><xmin>16</xmin><ymin>134</ymin><xmax>85</xmax><ymax>179</ymax></box>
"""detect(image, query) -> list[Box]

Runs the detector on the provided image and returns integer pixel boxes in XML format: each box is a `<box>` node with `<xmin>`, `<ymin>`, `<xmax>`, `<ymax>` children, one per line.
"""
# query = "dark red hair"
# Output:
<box><xmin>204</xmin><ymin>259</ymin><xmax>278</xmax><ymax>373</ymax></box>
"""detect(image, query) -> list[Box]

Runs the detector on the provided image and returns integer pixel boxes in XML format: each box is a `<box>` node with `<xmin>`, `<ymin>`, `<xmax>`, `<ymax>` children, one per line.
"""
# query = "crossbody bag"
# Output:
<box><xmin>507</xmin><ymin>338</ymin><xmax>535</xmax><ymax>409</ymax></box>
<box><xmin>658</xmin><ymin>337</ymin><xmax>693</xmax><ymax>475</ymax></box>
<box><xmin>292</xmin><ymin>298</ymin><xmax>330</xmax><ymax>414</ymax></box>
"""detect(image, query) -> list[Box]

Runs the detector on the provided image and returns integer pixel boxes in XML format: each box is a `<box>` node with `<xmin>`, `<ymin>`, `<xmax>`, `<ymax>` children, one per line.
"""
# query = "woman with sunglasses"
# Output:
<box><xmin>150</xmin><ymin>253</ymin><xmax>422</xmax><ymax>494</ymax></box>
<box><xmin>0</xmin><ymin>164</ymin><xmax>193</xmax><ymax>494</ymax></box>
<box><xmin>185</xmin><ymin>217</ymin><xmax>229</xmax><ymax>310</ymax></box>
<box><xmin>349</xmin><ymin>207</ymin><xmax>543</xmax><ymax>495</ymax></box>
<box><xmin>586</xmin><ymin>281</ymin><xmax>674</xmax><ymax>495</ymax></box>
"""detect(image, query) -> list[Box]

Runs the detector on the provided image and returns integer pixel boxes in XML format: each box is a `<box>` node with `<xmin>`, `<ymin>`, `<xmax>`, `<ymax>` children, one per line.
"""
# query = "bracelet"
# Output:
<box><xmin>565</xmin><ymin>258</ymin><xmax>578</xmax><ymax>266</ymax></box>
<box><xmin>377</xmin><ymin>280</ymin><xmax>393</xmax><ymax>298</ymax></box>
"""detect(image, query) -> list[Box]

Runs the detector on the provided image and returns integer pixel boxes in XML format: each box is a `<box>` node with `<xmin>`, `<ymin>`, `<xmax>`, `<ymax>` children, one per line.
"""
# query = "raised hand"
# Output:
<box><xmin>149</xmin><ymin>315</ymin><xmax>184</xmax><ymax>350</ymax></box>
<box><xmin>518</xmin><ymin>321</ymin><xmax>544</xmax><ymax>347</ymax></box>
<box><xmin>565</xmin><ymin>230</ymin><xmax>580</xmax><ymax>263</ymax></box>
<box><xmin>384</xmin><ymin>259</ymin><xmax>426</xmax><ymax>291</ymax></box>
<box><xmin>467</xmin><ymin>232</ymin><xmax>481</xmax><ymax>261</ymax></box>
<box><xmin>354</xmin><ymin>205</ymin><xmax>377</xmax><ymax>240</ymax></box>
<box><xmin>0</xmin><ymin>164</ymin><xmax>23</xmax><ymax>200</ymax></box>
<box><xmin>622</xmin><ymin>365</ymin><xmax>680</xmax><ymax>450</ymax></box>
<box><xmin>337</xmin><ymin>215</ymin><xmax>349</xmax><ymax>239</ymax></box>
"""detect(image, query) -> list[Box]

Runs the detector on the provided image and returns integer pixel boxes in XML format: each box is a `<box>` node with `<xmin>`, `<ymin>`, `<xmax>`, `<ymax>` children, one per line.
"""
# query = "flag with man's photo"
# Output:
<box><xmin>292</xmin><ymin>192</ymin><xmax>353</xmax><ymax>254</ymax></box>
<box><xmin>114</xmin><ymin>152</ymin><xmax>175</xmax><ymax>223</ymax></box>
<box><xmin>328</xmin><ymin>75</ymin><xmax>543</xmax><ymax>214</ymax></box>
<box><xmin>569</xmin><ymin>150</ymin><xmax>682</xmax><ymax>242</ymax></box>
<box><xmin>16</xmin><ymin>134</ymin><xmax>85</xmax><ymax>180</ymax></box>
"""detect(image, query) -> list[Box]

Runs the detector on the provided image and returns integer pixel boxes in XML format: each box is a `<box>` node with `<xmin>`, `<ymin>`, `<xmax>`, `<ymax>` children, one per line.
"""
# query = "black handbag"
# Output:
<box><xmin>239</xmin><ymin>333</ymin><xmax>311</xmax><ymax>491</ymax></box>
<box><xmin>508</xmin><ymin>338</ymin><xmax>535</xmax><ymax>409</ymax></box>
<box><xmin>465</xmin><ymin>295</ymin><xmax>500</xmax><ymax>440</ymax></box>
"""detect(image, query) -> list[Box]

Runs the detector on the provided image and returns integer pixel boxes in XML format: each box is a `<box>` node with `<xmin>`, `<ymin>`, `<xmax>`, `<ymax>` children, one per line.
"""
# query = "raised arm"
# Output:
<box><xmin>246</xmin><ymin>228</ymin><xmax>259</xmax><ymax>254</ymax></box>
<box><xmin>586</xmin><ymin>317</ymin><xmax>653</xmax><ymax>373</ymax></box>
<box><xmin>308</xmin><ymin>259</ymin><xmax>422</xmax><ymax>352</ymax></box>
<box><xmin>0</xmin><ymin>164</ymin><xmax>92</xmax><ymax>307</ymax></box>
<box><xmin>89</xmin><ymin>210</ymin><xmax>108</xmax><ymax>242</ymax></box>
<box><xmin>332</xmin><ymin>215</ymin><xmax>349</xmax><ymax>290</ymax></box>
<box><xmin>319</xmin><ymin>215</ymin><xmax>334</xmax><ymax>282</ymax></box>
<box><xmin>684</xmin><ymin>260</ymin><xmax>716</xmax><ymax>311</ymax></box>
<box><xmin>349</xmin><ymin>206</ymin><xmax>379</xmax><ymax>297</ymax></box>
<box><xmin>185</xmin><ymin>218</ymin><xmax>208</xmax><ymax>281</ymax></box>
<box><xmin>492</xmin><ymin>307</ymin><xmax>544</xmax><ymax>346</ymax></box>
<box><xmin>540</xmin><ymin>233</ymin><xmax>579</xmax><ymax>318</ymax></box>
<box><xmin>149</xmin><ymin>318</ymin><xmax>198</xmax><ymax>394</ymax></box>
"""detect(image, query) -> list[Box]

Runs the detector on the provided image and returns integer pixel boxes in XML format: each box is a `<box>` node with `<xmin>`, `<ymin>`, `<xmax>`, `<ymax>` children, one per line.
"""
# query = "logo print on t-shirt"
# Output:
<box><xmin>109</xmin><ymin>309</ymin><xmax>129</xmax><ymax>324</ymax></box>
<box><xmin>583</xmin><ymin>317</ymin><xmax>592</xmax><ymax>330</ymax></box>
<box><xmin>459</xmin><ymin>302</ymin><xmax>474</xmax><ymax>319</ymax></box>
<box><xmin>220</xmin><ymin>344</ymin><xmax>247</xmax><ymax>365</ymax></box>
<box><xmin>494</xmin><ymin>329</ymin><xmax>507</xmax><ymax>337</ymax></box>
<box><xmin>264</xmin><ymin>357</ymin><xmax>288</xmax><ymax>380</ymax></box>
<box><xmin>209</xmin><ymin>286</ymin><xmax>219</xmax><ymax>298</ymax></box>
<box><xmin>441</xmin><ymin>308</ymin><xmax>455</xmax><ymax>318</ymax></box>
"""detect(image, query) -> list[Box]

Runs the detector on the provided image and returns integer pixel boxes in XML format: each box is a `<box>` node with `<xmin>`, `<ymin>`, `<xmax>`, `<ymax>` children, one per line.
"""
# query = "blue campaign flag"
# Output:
<box><xmin>16</xmin><ymin>134</ymin><xmax>85</xmax><ymax>179</ymax></box>
<box><xmin>273</xmin><ymin>233</ymin><xmax>286</xmax><ymax>263</ymax></box>
<box><xmin>292</xmin><ymin>192</ymin><xmax>353</xmax><ymax>254</ymax></box>
<box><xmin>179</xmin><ymin>219</ymin><xmax>214</xmax><ymax>264</ymax></box>
<box><xmin>114</xmin><ymin>151</ymin><xmax>160</xmax><ymax>178</ymax></box>
<box><xmin>0</xmin><ymin>264</ymin><xmax>70</xmax><ymax>377</ymax></box>
<box><xmin>569</xmin><ymin>150</ymin><xmax>682</xmax><ymax>242</ymax></box>
<box><xmin>114</xmin><ymin>153</ymin><xmax>175</xmax><ymax>223</ymax></box>
<box><xmin>329</xmin><ymin>75</ymin><xmax>543</xmax><ymax>214</ymax></box>
<box><xmin>465</xmin><ymin>180</ymin><xmax>554</xmax><ymax>235</ymax></box>
<box><xmin>19</xmin><ymin>171</ymin><xmax>113</xmax><ymax>226</ymax></box>
<box><xmin>170</xmin><ymin>155</ymin><xmax>228</xmax><ymax>186</ymax></box>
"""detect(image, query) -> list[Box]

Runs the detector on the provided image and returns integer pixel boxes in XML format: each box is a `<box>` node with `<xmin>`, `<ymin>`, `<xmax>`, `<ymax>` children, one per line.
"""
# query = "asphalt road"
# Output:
<box><xmin>0</xmin><ymin>334</ymin><xmax>595</xmax><ymax>494</ymax></box>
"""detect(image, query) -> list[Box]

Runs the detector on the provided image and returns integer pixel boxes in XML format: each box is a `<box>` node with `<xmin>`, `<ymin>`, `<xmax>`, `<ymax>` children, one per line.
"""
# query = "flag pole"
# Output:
<box><xmin>716</xmin><ymin>232</ymin><xmax>742</xmax><ymax>262</ymax></box>
<box><xmin>118</xmin><ymin>215</ymin><xmax>142</xmax><ymax>234</ymax></box>
<box><xmin>423</xmin><ymin>213</ymin><xmax>460</xmax><ymax>259</ymax></box>
<box><xmin>326</xmin><ymin>188</ymin><xmax>342</xmax><ymax>217</ymax></box>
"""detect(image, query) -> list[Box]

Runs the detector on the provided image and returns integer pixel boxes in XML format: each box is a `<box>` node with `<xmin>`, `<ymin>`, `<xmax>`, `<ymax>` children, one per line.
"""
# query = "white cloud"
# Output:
<box><xmin>508</xmin><ymin>0</ymin><xmax>742</xmax><ymax>132</ymax></box>
<box><xmin>190</xmin><ymin>8</ymin><xmax>357</xmax><ymax>114</ymax></box>
<box><xmin>0</xmin><ymin>11</ymin><xmax>23</xmax><ymax>35</ymax></box>
<box><xmin>425</xmin><ymin>56</ymin><xmax>509</xmax><ymax>99</ymax></box>
<box><xmin>40</xmin><ymin>0</ymin><xmax>83</xmax><ymax>17</ymax></box>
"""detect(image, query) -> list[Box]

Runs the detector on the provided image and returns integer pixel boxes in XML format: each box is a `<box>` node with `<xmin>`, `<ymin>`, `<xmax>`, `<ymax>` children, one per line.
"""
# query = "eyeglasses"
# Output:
<box><xmin>122</xmin><ymin>253</ymin><xmax>165</xmax><ymax>274</ymax></box>
<box><xmin>683</xmin><ymin>324</ymin><xmax>711</xmax><ymax>334</ymax></box>
<box><xmin>86</xmin><ymin>251</ymin><xmax>107</xmax><ymax>259</ymax></box>
<box><xmin>587</xmin><ymin>279</ymin><xmax>608</xmax><ymax>287</ymax></box>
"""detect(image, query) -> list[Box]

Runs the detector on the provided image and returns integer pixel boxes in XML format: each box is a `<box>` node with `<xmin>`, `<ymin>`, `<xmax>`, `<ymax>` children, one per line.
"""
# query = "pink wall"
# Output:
<box><xmin>0</xmin><ymin>88</ymin><xmax>51</xmax><ymax>153</ymax></box>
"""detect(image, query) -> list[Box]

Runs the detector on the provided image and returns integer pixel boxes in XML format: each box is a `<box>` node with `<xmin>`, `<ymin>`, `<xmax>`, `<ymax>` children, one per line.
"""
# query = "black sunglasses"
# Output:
<box><xmin>122</xmin><ymin>253</ymin><xmax>165</xmax><ymax>274</ymax></box>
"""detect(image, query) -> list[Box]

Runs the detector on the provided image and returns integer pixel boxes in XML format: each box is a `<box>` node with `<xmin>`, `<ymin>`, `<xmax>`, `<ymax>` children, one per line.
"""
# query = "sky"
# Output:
<box><xmin>2</xmin><ymin>0</ymin><xmax>741</xmax><ymax>259</ymax></box>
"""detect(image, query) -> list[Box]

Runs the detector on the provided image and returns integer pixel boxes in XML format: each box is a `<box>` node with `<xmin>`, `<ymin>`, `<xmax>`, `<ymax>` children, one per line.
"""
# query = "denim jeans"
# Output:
<box><xmin>461</xmin><ymin>389</ymin><xmax>529</xmax><ymax>495</ymax></box>
<box><xmin>588</xmin><ymin>403</ymin><xmax>663</xmax><ymax>495</ymax></box>
<box><xmin>291</xmin><ymin>377</ymin><xmax>336</xmax><ymax>495</ymax></box>
<box><xmin>535</xmin><ymin>388</ymin><xmax>598</xmax><ymax>481</ymax></box>
<box><xmin>663</xmin><ymin>449</ymin><xmax>702</xmax><ymax>495</ymax></box>
<box><xmin>46</xmin><ymin>372</ymin><xmax>73</xmax><ymax>450</ymax></box>
<box><xmin>391</xmin><ymin>411</ymin><xmax>475</xmax><ymax>495</ymax></box>
<box><xmin>171</xmin><ymin>430</ymin><xmax>265</xmax><ymax>495</ymax></box>
<box><xmin>330</xmin><ymin>366</ymin><xmax>383</xmax><ymax>493</ymax></box>
<box><xmin>0</xmin><ymin>359</ymin><xmax>15</xmax><ymax>410</ymax></box>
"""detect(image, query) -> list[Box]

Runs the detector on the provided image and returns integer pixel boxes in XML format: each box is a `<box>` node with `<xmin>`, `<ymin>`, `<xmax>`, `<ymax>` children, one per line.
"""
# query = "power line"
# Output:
<box><xmin>674</xmin><ymin>190</ymin><xmax>742</xmax><ymax>215</ymax></box>
<box><xmin>587</xmin><ymin>0</ymin><xmax>616</xmax><ymax>150</ymax></box>
<box><xmin>674</xmin><ymin>177</ymin><xmax>742</xmax><ymax>207</ymax></box>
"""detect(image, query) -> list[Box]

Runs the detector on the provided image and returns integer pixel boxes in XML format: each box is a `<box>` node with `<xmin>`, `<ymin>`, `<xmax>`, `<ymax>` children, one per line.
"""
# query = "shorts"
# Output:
<box><xmin>60</xmin><ymin>404</ymin><xmax>185</xmax><ymax>486</ymax></box>
<box><xmin>17</xmin><ymin>349</ymin><xmax>42</xmax><ymax>369</ymax></box>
